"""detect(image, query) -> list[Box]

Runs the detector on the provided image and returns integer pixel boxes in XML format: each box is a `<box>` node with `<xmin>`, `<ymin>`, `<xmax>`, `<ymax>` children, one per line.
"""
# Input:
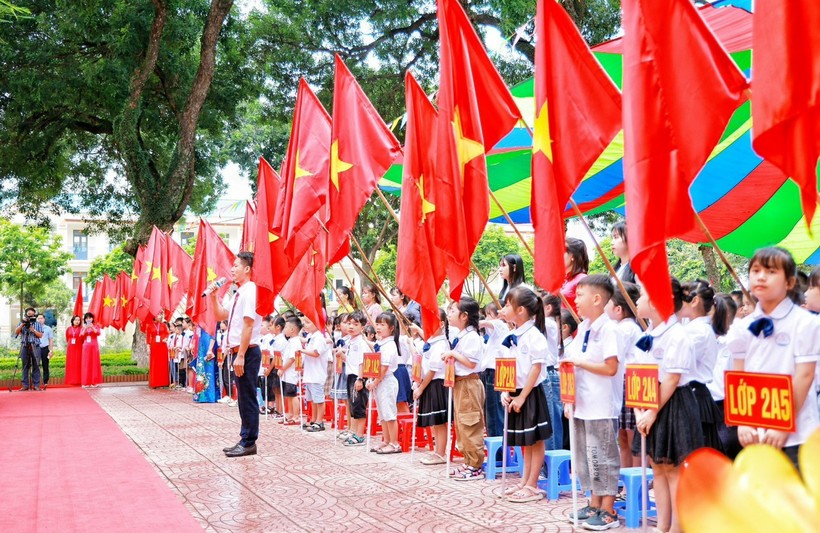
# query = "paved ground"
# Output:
<box><xmin>91</xmin><ymin>386</ymin><xmax>649</xmax><ymax>532</ymax></box>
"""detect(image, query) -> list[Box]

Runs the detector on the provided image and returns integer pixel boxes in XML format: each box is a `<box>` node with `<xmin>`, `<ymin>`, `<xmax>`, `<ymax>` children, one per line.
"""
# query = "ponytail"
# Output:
<box><xmin>507</xmin><ymin>286</ymin><xmax>546</xmax><ymax>335</ymax></box>
<box><xmin>440</xmin><ymin>308</ymin><xmax>449</xmax><ymax>341</ymax></box>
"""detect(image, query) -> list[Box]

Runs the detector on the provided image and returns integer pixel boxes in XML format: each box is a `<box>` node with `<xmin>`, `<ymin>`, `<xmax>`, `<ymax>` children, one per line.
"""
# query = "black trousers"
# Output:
<box><xmin>20</xmin><ymin>343</ymin><xmax>41</xmax><ymax>388</ymax></box>
<box><xmin>235</xmin><ymin>346</ymin><xmax>261</xmax><ymax>447</ymax></box>
<box><xmin>40</xmin><ymin>346</ymin><xmax>50</xmax><ymax>384</ymax></box>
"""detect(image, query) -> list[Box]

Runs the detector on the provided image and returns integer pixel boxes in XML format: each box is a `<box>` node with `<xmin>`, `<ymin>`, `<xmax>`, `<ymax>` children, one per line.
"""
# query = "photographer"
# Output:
<box><xmin>14</xmin><ymin>307</ymin><xmax>44</xmax><ymax>391</ymax></box>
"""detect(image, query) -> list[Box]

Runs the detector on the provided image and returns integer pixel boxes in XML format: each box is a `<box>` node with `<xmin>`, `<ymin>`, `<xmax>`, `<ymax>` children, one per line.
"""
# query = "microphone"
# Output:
<box><xmin>201</xmin><ymin>277</ymin><xmax>228</xmax><ymax>298</ymax></box>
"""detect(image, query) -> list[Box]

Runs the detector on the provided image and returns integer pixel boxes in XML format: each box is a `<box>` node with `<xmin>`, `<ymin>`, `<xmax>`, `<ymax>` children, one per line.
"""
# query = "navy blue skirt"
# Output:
<box><xmin>395</xmin><ymin>364</ymin><xmax>413</xmax><ymax>404</ymax></box>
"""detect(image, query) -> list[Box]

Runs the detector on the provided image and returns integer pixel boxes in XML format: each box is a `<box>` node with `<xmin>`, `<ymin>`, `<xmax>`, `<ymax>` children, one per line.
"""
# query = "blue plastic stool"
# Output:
<box><xmin>538</xmin><ymin>449</ymin><xmax>577</xmax><ymax>500</ymax></box>
<box><xmin>615</xmin><ymin>467</ymin><xmax>657</xmax><ymax>528</ymax></box>
<box><xmin>482</xmin><ymin>437</ymin><xmax>523</xmax><ymax>479</ymax></box>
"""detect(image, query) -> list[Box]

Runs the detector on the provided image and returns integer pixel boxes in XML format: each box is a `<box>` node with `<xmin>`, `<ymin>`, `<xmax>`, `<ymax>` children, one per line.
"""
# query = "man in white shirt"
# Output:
<box><xmin>208</xmin><ymin>252</ymin><xmax>262</xmax><ymax>457</ymax></box>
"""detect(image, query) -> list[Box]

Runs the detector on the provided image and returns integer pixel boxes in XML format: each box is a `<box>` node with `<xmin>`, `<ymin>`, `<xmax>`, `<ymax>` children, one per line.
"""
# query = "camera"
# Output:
<box><xmin>23</xmin><ymin>316</ymin><xmax>36</xmax><ymax>328</ymax></box>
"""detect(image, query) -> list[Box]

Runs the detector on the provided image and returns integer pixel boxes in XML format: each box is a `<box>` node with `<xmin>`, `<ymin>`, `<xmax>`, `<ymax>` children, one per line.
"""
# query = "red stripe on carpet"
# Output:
<box><xmin>0</xmin><ymin>388</ymin><xmax>202</xmax><ymax>533</ymax></box>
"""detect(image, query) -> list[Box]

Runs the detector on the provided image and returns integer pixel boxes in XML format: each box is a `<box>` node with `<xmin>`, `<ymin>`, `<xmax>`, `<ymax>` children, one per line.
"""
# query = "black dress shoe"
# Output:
<box><xmin>225</xmin><ymin>444</ymin><xmax>257</xmax><ymax>457</ymax></box>
<box><xmin>19</xmin><ymin>386</ymin><xmax>29</xmax><ymax>391</ymax></box>
<box><xmin>222</xmin><ymin>442</ymin><xmax>241</xmax><ymax>453</ymax></box>
<box><xmin>33</xmin><ymin>387</ymin><xmax>42</xmax><ymax>391</ymax></box>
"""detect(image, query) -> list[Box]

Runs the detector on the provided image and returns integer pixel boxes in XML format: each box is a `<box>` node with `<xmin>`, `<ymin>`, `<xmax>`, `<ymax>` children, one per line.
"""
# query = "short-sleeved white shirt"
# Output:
<box><xmin>376</xmin><ymin>337</ymin><xmax>399</xmax><ymax>374</ymax></box>
<box><xmin>727</xmin><ymin>299</ymin><xmax>820</xmax><ymax>447</ymax></box>
<box><xmin>707</xmin><ymin>336</ymin><xmax>732</xmax><ymax>401</ymax></box>
<box><xmin>259</xmin><ymin>333</ymin><xmax>274</xmax><ymax>376</ymax></box>
<box><xmin>302</xmin><ymin>331</ymin><xmax>329</xmax><ymax>384</ymax></box>
<box><xmin>452</xmin><ymin>327</ymin><xmax>483</xmax><ymax>376</ymax></box>
<box><xmin>480</xmin><ymin>319</ymin><xmax>510</xmax><ymax>372</ymax></box>
<box><xmin>505</xmin><ymin>320</ymin><xmax>548</xmax><ymax>388</ymax></box>
<box><xmin>226</xmin><ymin>281</ymin><xmax>262</xmax><ymax>348</ymax></box>
<box><xmin>544</xmin><ymin>318</ymin><xmax>560</xmax><ymax>368</ymax></box>
<box><xmin>281</xmin><ymin>336</ymin><xmax>302</xmax><ymax>385</ymax></box>
<box><xmin>633</xmin><ymin>315</ymin><xmax>696</xmax><ymax>385</ymax></box>
<box><xmin>685</xmin><ymin>316</ymin><xmax>719</xmax><ymax>385</ymax></box>
<box><xmin>345</xmin><ymin>335</ymin><xmax>366</xmax><ymax>377</ymax></box>
<box><xmin>271</xmin><ymin>332</ymin><xmax>288</xmax><ymax>354</ymax></box>
<box><xmin>566</xmin><ymin>314</ymin><xmax>623</xmax><ymax>420</ymax></box>
<box><xmin>615</xmin><ymin>318</ymin><xmax>642</xmax><ymax>366</ymax></box>
<box><xmin>422</xmin><ymin>335</ymin><xmax>449</xmax><ymax>379</ymax></box>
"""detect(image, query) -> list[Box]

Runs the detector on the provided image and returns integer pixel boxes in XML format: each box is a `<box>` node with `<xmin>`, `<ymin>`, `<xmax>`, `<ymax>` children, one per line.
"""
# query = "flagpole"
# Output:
<box><xmin>335</xmin><ymin>262</ymin><xmax>379</xmax><ymax>331</ymax></box>
<box><xmin>373</xmin><ymin>187</ymin><xmax>503</xmax><ymax>308</ymax></box>
<box><xmin>487</xmin><ymin>188</ymin><xmax>581</xmax><ymax>324</ymax></box>
<box><xmin>568</xmin><ymin>200</ymin><xmax>648</xmax><ymax>330</ymax></box>
<box><xmin>694</xmin><ymin>212</ymin><xmax>753</xmax><ymax>303</ymax></box>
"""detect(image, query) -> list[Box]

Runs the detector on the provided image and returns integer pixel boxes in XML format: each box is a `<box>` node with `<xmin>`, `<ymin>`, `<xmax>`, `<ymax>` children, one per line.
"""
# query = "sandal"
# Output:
<box><xmin>370</xmin><ymin>442</ymin><xmax>388</xmax><ymax>452</ymax></box>
<box><xmin>344</xmin><ymin>434</ymin><xmax>366</xmax><ymax>447</ymax></box>
<box><xmin>508</xmin><ymin>486</ymin><xmax>544</xmax><ymax>503</ymax></box>
<box><xmin>496</xmin><ymin>483</ymin><xmax>524</xmax><ymax>498</ymax></box>
<box><xmin>452</xmin><ymin>466</ymin><xmax>485</xmax><ymax>481</ymax></box>
<box><xmin>337</xmin><ymin>430</ymin><xmax>350</xmax><ymax>440</ymax></box>
<box><xmin>420</xmin><ymin>453</ymin><xmax>446</xmax><ymax>465</ymax></box>
<box><xmin>376</xmin><ymin>443</ymin><xmax>403</xmax><ymax>454</ymax></box>
<box><xmin>282</xmin><ymin>418</ymin><xmax>299</xmax><ymax>426</ymax></box>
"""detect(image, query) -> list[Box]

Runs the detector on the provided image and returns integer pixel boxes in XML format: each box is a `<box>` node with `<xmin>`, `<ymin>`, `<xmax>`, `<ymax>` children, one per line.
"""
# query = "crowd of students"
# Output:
<box><xmin>155</xmin><ymin>223</ymin><xmax>820</xmax><ymax>532</ymax></box>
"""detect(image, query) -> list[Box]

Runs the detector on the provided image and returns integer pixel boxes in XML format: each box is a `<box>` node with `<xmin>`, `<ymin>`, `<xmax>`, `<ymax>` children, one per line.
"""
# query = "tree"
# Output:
<box><xmin>87</xmin><ymin>246</ymin><xmax>134</xmax><ymax>285</ymax></box>
<box><xmin>0</xmin><ymin>0</ymin><xmax>254</xmax><ymax>252</ymax></box>
<box><xmin>0</xmin><ymin>220</ymin><xmax>73</xmax><ymax>317</ymax></box>
<box><xmin>372</xmin><ymin>243</ymin><xmax>398</xmax><ymax>289</ymax></box>
<box><xmin>467</xmin><ymin>225</ymin><xmax>532</xmax><ymax>303</ymax></box>
<box><xmin>33</xmin><ymin>278</ymin><xmax>75</xmax><ymax>322</ymax></box>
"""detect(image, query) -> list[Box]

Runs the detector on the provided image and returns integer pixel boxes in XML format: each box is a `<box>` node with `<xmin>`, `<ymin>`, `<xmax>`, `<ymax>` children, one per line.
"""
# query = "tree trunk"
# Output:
<box><xmin>699</xmin><ymin>245</ymin><xmax>721</xmax><ymax>288</ymax></box>
<box><xmin>131</xmin><ymin>319</ymin><xmax>149</xmax><ymax>367</ymax></box>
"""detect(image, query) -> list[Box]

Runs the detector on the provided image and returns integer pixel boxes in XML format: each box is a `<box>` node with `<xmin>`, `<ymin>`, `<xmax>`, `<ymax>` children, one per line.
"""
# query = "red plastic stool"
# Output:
<box><xmin>367</xmin><ymin>406</ymin><xmax>383</xmax><ymax>436</ymax></box>
<box><xmin>398</xmin><ymin>418</ymin><xmax>434</xmax><ymax>452</ymax></box>
<box><xmin>334</xmin><ymin>403</ymin><xmax>348</xmax><ymax>430</ymax></box>
<box><xmin>450</xmin><ymin>424</ymin><xmax>464</xmax><ymax>460</ymax></box>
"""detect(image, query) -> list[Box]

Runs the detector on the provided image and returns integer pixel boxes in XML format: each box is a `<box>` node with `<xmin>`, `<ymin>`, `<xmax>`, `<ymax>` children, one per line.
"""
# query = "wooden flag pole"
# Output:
<box><xmin>568</xmin><ymin>200</ymin><xmax>648</xmax><ymax>330</ymax></box>
<box><xmin>694</xmin><ymin>212</ymin><xmax>753</xmax><ymax>303</ymax></box>
<box><xmin>373</xmin><ymin>187</ymin><xmax>503</xmax><ymax>309</ymax></box>
<box><xmin>335</xmin><ymin>264</ymin><xmax>379</xmax><ymax>331</ymax></box>
<box><xmin>486</xmin><ymin>189</ymin><xmax>581</xmax><ymax>323</ymax></box>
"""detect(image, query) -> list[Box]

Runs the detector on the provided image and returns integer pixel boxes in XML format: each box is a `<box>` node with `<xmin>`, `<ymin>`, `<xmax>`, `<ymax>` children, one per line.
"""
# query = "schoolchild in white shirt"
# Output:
<box><xmin>342</xmin><ymin>312</ymin><xmax>369</xmax><ymax>446</ymax></box>
<box><xmin>367</xmin><ymin>313</ymin><xmax>402</xmax><ymax>454</ymax></box>
<box><xmin>302</xmin><ymin>316</ymin><xmax>330</xmax><ymax>432</ymax></box>
<box><xmin>268</xmin><ymin>316</ymin><xmax>287</xmax><ymax>417</ymax></box>
<box><xmin>412</xmin><ymin>309</ymin><xmax>451</xmax><ymax>465</ymax></box>
<box><xmin>563</xmin><ymin>275</ymin><xmax>623</xmax><ymax>529</ymax></box>
<box><xmin>479</xmin><ymin>302</ymin><xmax>510</xmax><ymax>438</ymax></box>
<box><xmin>728</xmin><ymin>247</ymin><xmax>819</xmax><ymax>469</ymax></box>
<box><xmin>277</xmin><ymin>316</ymin><xmax>303</xmax><ymax>426</ymax></box>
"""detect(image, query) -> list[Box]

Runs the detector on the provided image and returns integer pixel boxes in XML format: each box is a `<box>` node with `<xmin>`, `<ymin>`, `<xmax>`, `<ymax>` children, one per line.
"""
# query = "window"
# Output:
<box><xmin>218</xmin><ymin>232</ymin><xmax>230</xmax><ymax>247</ymax></box>
<box><xmin>73</xmin><ymin>230</ymin><xmax>88</xmax><ymax>260</ymax></box>
<box><xmin>73</xmin><ymin>272</ymin><xmax>89</xmax><ymax>303</ymax></box>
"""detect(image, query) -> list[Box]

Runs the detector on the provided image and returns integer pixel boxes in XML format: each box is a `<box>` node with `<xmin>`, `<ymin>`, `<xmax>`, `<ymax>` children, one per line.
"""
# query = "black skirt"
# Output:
<box><xmin>507</xmin><ymin>385</ymin><xmax>552</xmax><ymax>447</ymax></box>
<box><xmin>418</xmin><ymin>379</ymin><xmax>450</xmax><ymax>427</ymax></box>
<box><xmin>632</xmin><ymin>385</ymin><xmax>704</xmax><ymax>466</ymax></box>
<box><xmin>689</xmin><ymin>381</ymin><xmax>725</xmax><ymax>454</ymax></box>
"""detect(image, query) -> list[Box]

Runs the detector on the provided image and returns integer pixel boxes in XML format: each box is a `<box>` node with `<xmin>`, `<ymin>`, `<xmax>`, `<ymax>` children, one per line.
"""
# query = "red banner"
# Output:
<box><xmin>272</xmin><ymin>351</ymin><xmax>283</xmax><ymax>370</ymax></box>
<box><xmin>443</xmin><ymin>360</ymin><xmax>455</xmax><ymax>388</ymax></box>
<box><xmin>295</xmin><ymin>351</ymin><xmax>304</xmax><ymax>373</ymax></box>
<box><xmin>560</xmin><ymin>362</ymin><xmax>576</xmax><ymax>404</ymax></box>
<box><xmin>411</xmin><ymin>354</ymin><xmax>423</xmax><ymax>384</ymax></box>
<box><xmin>724</xmin><ymin>371</ymin><xmax>795</xmax><ymax>432</ymax></box>
<box><xmin>494</xmin><ymin>358</ymin><xmax>517</xmax><ymax>393</ymax></box>
<box><xmin>362</xmin><ymin>352</ymin><xmax>381</xmax><ymax>379</ymax></box>
<box><xmin>335</xmin><ymin>355</ymin><xmax>343</xmax><ymax>375</ymax></box>
<box><xmin>625</xmin><ymin>364</ymin><xmax>660</xmax><ymax>410</ymax></box>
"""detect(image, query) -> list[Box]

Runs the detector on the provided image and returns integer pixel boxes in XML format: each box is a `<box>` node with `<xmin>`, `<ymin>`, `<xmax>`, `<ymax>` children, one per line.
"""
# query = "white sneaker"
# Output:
<box><xmin>217</xmin><ymin>396</ymin><xmax>231</xmax><ymax>404</ymax></box>
<box><xmin>228</xmin><ymin>400</ymin><xmax>237</xmax><ymax>407</ymax></box>
<box><xmin>186</xmin><ymin>387</ymin><xmax>194</xmax><ymax>393</ymax></box>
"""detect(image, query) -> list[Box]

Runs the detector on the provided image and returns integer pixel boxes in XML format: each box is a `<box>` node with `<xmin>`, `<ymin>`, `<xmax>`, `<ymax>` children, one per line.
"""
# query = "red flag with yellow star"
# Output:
<box><xmin>397</xmin><ymin>72</ymin><xmax>446</xmax><ymax>339</ymax></box>
<box><xmin>111</xmin><ymin>271</ymin><xmax>131</xmax><ymax>330</ymax></box>
<box><xmin>326</xmin><ymin>55</ymin><xmax>402</xmax><ymax>265</ymax></box>
<box><xmin>73</xmin><ymin>278</ymin><xmax>84</xmax><ymax>318</ymax></box>
<box><xmin>128</xmin><ymin>245</ymin><xmax>152</xmax><ymax>324</ymax></box>
<box><xmin>142</xmin><ymin>226</ymin><xmax>170</xmax><ymax>318</ymax></box>
<box><xmin>254</xmin><ymin>157</ymin><xmax>291</xmax><ymax>316</ymax></box>
<box><xmin>623</xmin><ymin>0</ymin><xmax>748</xmax><ymax>319</ymax></box>
<box><xmin>280</xmin><ymin>229</ymin><xmax>327</xmax><ymax>332</ymax></box>
<box><xmin>189</xmin><ymin>218</ymin><xmax>236</xmax><ymax>333</ymax></box>
<box><xmin>98</xmin><ymin>273</ymin><xmax>116</xmax><ymax>328</ymax></box>
<box><xmin>241</xmin><ymin>200</ymin><xmax>257</xmax><ymax>253</ymax></box>
<box><xmin>274</xmin><ymin>78</ymin><xmax>332</xmax><ymax>265</ymax></box>
<box><xmin>531</xmin><ymin>0</ymin><xmax>621</xmax><ymax>293</ymax></box>
<box><xmin>88</xmin><ymin>279</ymin><xmax>103</xmax><ymax>321</ymax></box>
<box><xmin>435</xmin><ymin>0</ymin><xmax>522</xmax><ymax>299</ymax></box>
<box><xmin>752</xmin><ymin>0</ymin><xmax>820</xmax><ymax>226</ymax></box>
<box><xmin>166</xmin><ymin>235</ymin><xmax>192</xmax><ymax>312</ymax></box>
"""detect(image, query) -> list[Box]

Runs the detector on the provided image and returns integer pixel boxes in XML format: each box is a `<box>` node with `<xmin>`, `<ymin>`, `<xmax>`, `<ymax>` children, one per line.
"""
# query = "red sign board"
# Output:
<box><xmin>625</xmin><ymin>364</ymin><xmax>660</xmax><ymax>410</ymax></box>
<box><xmin>494</xmin><ymin>358</ymin><xmax>517</xmax><ymax>392</ymax></box>
<box><xmin>335</xmin><ymin>354</ymin><xmax>343</xmax><ymax>374</ymax></box>
<box><xmin>559</xmin><ymin>362</ymin><xmax>576</xmax><ymax>404</ymax></box>
<box><xmin>443</xmin><ymin>359</ymin><xmax>455</xmax><ymax>388</ymax></box>
<box><xmin>724</xmin><ymin>371</ymin><xmax>795</xmax><ymax>432</ymax></box>
<box><xmin>362</xmin><ymin>352</ymin><xmax>381</xmax><ymax>379</ymax></box>
<box><xmin>411</xmin><ymin>354</ymin><xmax>423</xmax><ymax>383</ymax></box>
<box><xmin>295</xmin><ymin>350</ymin><xmax>304</xmax><ymax>373</ymax></box>
<box><xmin>272</xmin><ymin>351</ymin><xmax>283</xmax><ymax>370</ymax></box>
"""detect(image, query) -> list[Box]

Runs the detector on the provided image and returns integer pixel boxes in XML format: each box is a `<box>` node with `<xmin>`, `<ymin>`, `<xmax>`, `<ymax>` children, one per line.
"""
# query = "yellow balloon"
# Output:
<box><xmin>800</xmin><ymin>429</ymin><xmax>820</xmax><ymax>515</ymax></box>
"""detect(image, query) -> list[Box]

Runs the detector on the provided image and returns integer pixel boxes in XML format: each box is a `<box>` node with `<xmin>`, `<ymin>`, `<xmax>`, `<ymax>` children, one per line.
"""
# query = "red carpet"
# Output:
<box><xmin>0</xmin><ymin>388</ymin><xmax>202</xmax><ymax>532</ymax></box>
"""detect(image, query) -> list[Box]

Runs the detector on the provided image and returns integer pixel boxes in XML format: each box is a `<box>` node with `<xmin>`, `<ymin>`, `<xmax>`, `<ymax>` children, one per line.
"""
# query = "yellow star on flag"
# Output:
<box><xmin>131</xmin><ymin>269</ymin><xmax>138</xmax><ymax>280</ymax></box>
<box><xmin>206</xmin><ymin>266</ymin><xmax>217</xmax><ymax>283</ymax></box>
<box><xmin>166</xmin><ymin>267</ymin><xmax>178</xmax><ymax>289</ymax></box>
<box><xmin>269</xmin><ymin>232</ymin><xmax>279</xmax><ymax>243</ymax></box>
<box><xmin>451</xmin><ymin>106</ymin><xmax>484</xmax><ymax>182</ymax></box>
<box><xmin>294</xmin><ymin>150</ymin><xmax>313</xmax><ymax>180</ymax></box>
<box><xmin>143</xmin><ymin>260</ymin><xmax>152</xmax><ymax>278</ymax></box>
<box><xmin>309</xmin><ymin>248</ymin><xmax>318</xmax><ymax>267</ymax></box>
<box><xmin>532</xmin><ymin>103</ymin><xmax>553</xmax><ymax>161</ymax></box>
<box><xmin>330</xmin><ymin>139</ymin><xmax>353</xmax><ymax>191</ymax></box>
<box><xmin>151</xmin><ymin>266</ymin><xmax>161</xmax><ymax>281</ymax></box>
<box><xmin>416</xmin><ymin>174</ymin><xmax>436</xmax><ymax>223</ymax></box>
<box><xmin>103</xmin><ymin>295</ymin><xmax>113</xmax><ymax>307</ymax></box>
<box><xmin>121</xmin><ymin>296</ymin><xmax>128</xmax><ymax>307</ymax></box>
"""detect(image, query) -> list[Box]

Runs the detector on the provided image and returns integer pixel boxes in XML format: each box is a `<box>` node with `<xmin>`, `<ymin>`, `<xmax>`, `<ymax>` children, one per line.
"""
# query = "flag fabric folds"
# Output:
<box><xmin>435</xmin><ymin>0</ymin><xmax>522</xmax><ymax>299</ymax></box>
<box><xmin>531</xmin><ymin>0</ymin><xmax>622</xmax><ymax>294</ymax></box>
<box><xmin>111</xmin><ymin>271</ymin><xmax>131</xmax><ymax>331</ymax></box>
<box><xmin>254</xmin><ymin>157</ymin><xmax>291</xmax><ymax>316</ymax></box>
<box><xmin>241</xmin><ymin>200</ymin><xmax>257</xmax><ymax>253</ymax></box>
<box><xmin>189</xmin><ymin>218</ymin><xmax>236</xmax><ymax>333</ymax></box>
<box><xmin>98</xmin><ymin>274</ymin><xmax>116</xmax><ymax>328</ymax></box>
<box><xmin>166</xmin><ymin>235</ymin><xmax>193</xmax><ymax>313</ymax></box>
<box><xmin>73</xmin><ymin>280</ymin><xmax>83</xmax><ymax>318</ymax></box>
<box><xmin>396</xmin><ymin>72</ymin><xmax>446</xmax><ymax>339</ymax></box>
<box><xmin>280</xmin><ymin>231</ymin><xmax>327</xmax><ymax>332</ymax></box>
<box><xmin>622</xmin><ymin>0</ymin><xmax>748</xmax><ymax>319</ymax></box>
<box><xmin>751</xmin><ymin>0</ymin><xmax>820</xmax><ymax>225</ymax></box>
<box><xmin>88</xmin><ymin>279</ymin><xmax>103</xmax><ymax>321</ymax></box>
<box><xmin>326</xmin><ymin>55</ymin><xmax>402</xmax><ymax>265</ymax></box>
<box><xmin>142</xmin><ymin>226</ymin><xmax>170</xmax><ymax>318</ymax></box>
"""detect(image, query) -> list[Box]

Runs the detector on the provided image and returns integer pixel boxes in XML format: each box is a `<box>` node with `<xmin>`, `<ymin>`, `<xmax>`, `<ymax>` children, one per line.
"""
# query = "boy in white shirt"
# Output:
<box><xmin>259</xmin><ymin>316</ymin><xmax>275</xmax><ymax>415</ymax></box>
<box><xmin>277</xmin><ymin>317</ymin><xmax>303</xmax><ymax>426</ymax></box>
<box><xmin>302</xmin><ymin>317</ymin><xmax>330</xmax><ymax>432</ymax></box>
<box><xmin>268</xmin><ymin>316</ymin><xmax>287</xmax><ymax>418</ymax></box>
<box><xmin>562</xmin><ymin>275</ymin><xmax>623</xmax><ymax>530</ymax></box>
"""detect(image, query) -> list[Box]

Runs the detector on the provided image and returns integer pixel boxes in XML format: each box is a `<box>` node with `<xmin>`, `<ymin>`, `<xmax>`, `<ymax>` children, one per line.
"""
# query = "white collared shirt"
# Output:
<box><xmin>302</xmin><ymin>331</ymin><xmax>329</xmax><ymax>384</ymax></box>
<box><xmin>452</xmin><ymin>326</ymin><xmax>483</xmax><ymax>376</ymax></box>
<box><xmin>422</xmin><ymin>335</ymin><xmax>449</xmax><ymax>379</ymax></box>
<box><xmin>226</xmin><ymin>281</ymin><xmax>262</xmax><ymax>348</ymax></box>
<box><xmin>504</xmin><ymin>320</ymin><xmax>549</xmax><ymax>389</ymax></box>
<box><xmin>345</xmin><ymin>335</ymin><xmax>366</xmax><ymax>377</ymax></box>
<box><xmin>281</xmin><ymin>336</ymin><xmax>302</xmax><ymax>384</ymax></box>
<box><xmin>480</xmin><ymin>318</ymin><xmax>510</xmax><ymax>372</ymax></box>
<box><xmin>615</xmin><ymin>318</ymin><xmax>643</xmax><ymax>366</ymax></box>
<box><xmin>633</xmin><ymin>315</ymin><xmax>696</xmax><ymax>385</ymax></box>
<box><xmin>727</xmin><ymin>298</ymin><xmax>820</xmax><ymax>447</ymax></box>
<box><xmin>376</xmin><ymin>337</ymin><xmax>399</xmax><ymax>374</ymax></box>
<box><xmin>566</xmin><ymin>314</ymin><xmax>623</xmax><ymax>420</ymax></box>
<box><xmin>685</xmin><ymin>315</ymin><xmax>719</xmax><ymax>385</ymax></box>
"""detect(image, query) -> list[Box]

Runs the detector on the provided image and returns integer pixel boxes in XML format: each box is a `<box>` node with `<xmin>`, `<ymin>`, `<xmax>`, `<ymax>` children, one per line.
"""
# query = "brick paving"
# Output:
<box><xmin>91</xmin><ymin>386</ymin><xmax>650</xmax><ymax>532</ymax></box>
